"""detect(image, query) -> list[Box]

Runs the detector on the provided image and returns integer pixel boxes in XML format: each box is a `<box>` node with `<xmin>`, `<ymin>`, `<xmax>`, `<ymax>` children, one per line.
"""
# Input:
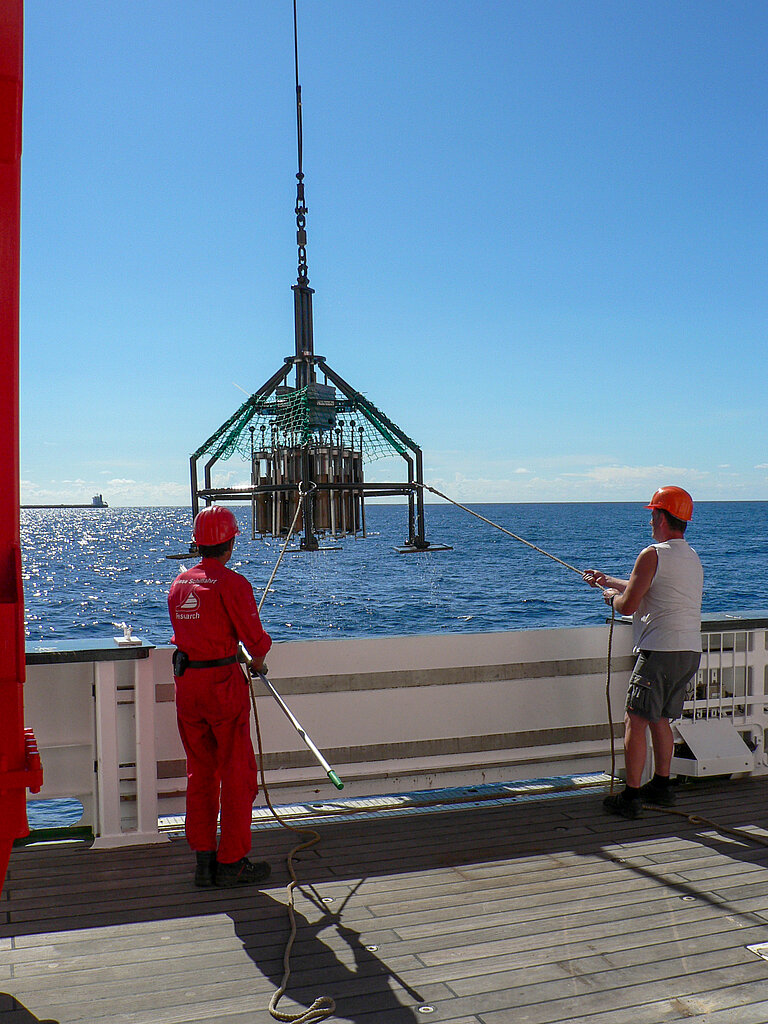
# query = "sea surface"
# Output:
<box><xmin>20</xmin><ymin>501</ymin><xmax>767</xmax><ymax>646</ymax></box>
<box><xmin>21</xmin><ymin>499</ymin><xmax>766</xmax><ymax>828</ymax></box>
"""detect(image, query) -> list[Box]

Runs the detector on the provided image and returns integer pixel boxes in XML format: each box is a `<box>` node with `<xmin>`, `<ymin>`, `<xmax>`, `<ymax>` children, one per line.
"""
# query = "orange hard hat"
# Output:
<box><xmin>193</xmin><ymin>506</ymin><xmax>240</xmax><ymax>545</ymax></box>
<box><xmin>645</xmin><ymin>486</ymin><xmax>693</xmax><ymax>522</ymax></box>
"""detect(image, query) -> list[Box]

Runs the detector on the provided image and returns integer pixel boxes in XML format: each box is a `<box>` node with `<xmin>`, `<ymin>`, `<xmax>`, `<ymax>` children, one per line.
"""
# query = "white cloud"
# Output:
<box><xmin>420</xmin><ymin>460</ymin><xmax>738</xmax><ymax>504</ymax></box>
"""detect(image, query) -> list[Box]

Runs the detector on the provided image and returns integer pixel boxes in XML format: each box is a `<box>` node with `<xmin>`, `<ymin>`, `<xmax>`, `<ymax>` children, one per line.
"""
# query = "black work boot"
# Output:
<box><xmin>639</xmin><ymin>778</ymin><xmax>676</xmax><ymax>806</ymax></box>
<box><xmin>603</xmin><ymin>792</ymin><xmax>643</xmax><ymax>819</ymax></box>
<box><xmin>215</xmin><ymin>857</ymin><xmax>271</xmax><ymax>887</ymax></box>
<box><xmin>194</xmin><ymin>851</ymin><xmax>217</xmax><ymax>887</ymax></box>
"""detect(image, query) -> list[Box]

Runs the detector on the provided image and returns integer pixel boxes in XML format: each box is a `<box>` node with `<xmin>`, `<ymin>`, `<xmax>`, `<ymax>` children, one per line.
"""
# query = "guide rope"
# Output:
<box><xmin>247</xmin><ymin>482</ymin><xmax>336</xmax><ymax>1024</ymax></box>
<box><xmin>421</xmin><ymin>483</ymin><xmax>768</xmax><ymax>847</ymax></box>
<box><xmin>256</xmin><ymin>481</ymin><xmax>315</xmax><ymax>617</ymax></box>
<box><xmin>650</xmin><ymin>806</ymin><xmax>768</xmax><ymax>846</ymax></box>
<box><xmin>606</xmin><ymin>599</ymin><xmax>617</xmax><ymax>795</ymax></box>
<box><xmin>421</xmin><ymin>483</ymin><xmax>585</xmax><ymax>576</ymax></box>
<box><xmin>420</xmin><ymin>483</ymin><xmax>618</xmax><ymax>796</ymax></box>
<box><xmin>235</xmin><ymin>474</ymin><xmax>768</xmax><ymax>1022</ymax></box>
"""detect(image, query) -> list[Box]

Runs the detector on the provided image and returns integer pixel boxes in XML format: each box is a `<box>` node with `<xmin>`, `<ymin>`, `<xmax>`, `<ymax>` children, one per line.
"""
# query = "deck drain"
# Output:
<box><xmin>322</xmin><ymin>897</ymin><xmax>335</xmax><ymax>904</ymax></box>
<box><xmin>417</xmin><ymin>1006</ymin><xmax>435</xmax><ymax>1014</ymax></box>
<box><xmin>366</xmin><ymin>945</ymin><xmax>379</xmax><ymax>952</ymax></box>
<box><xmin>680</xmin><ymin>895</ymin><xmax>696</xmax><ymax>901</ymax></box>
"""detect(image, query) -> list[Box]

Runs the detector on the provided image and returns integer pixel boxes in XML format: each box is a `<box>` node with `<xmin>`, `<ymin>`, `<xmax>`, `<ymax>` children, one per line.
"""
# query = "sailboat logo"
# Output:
<box><xmin>178</xmin><ymin>590</ymin><xmax>200</xmax><ymax>613</ymax></box>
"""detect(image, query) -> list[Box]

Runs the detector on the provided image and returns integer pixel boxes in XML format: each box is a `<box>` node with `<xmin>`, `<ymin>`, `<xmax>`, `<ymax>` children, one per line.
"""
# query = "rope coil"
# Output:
<box><xmin>248</xmin><ymin>667</ymin><xmax>335</xmax><ymax>1023</ymax></box>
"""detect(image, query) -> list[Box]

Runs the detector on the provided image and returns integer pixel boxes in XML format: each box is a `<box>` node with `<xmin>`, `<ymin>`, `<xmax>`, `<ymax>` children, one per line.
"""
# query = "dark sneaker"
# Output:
<box><xmin>639</xmin><ymin>781</ymin><xmax>676</xmax><ymax>806</ymax></box>
<box><xmin>194</xmin><ymin>851</ymin><xmax>217</xmax><ymax>888</ymax></box>
<box><xmin>603</xmin><ymin>792</ymin><xmax>642</xmax><ymax>819</ymax></box>
<box><xmin>215</xmin><ymin>857</ymin><xmax>271</xmax><ymax>888</ymax></box>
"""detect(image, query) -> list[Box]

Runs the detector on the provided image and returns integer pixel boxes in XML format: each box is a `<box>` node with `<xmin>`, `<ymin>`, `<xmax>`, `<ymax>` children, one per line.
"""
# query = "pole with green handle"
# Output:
<box><xmin>248</xmin><ymin>660</ymin><xmax>344</xmax><ymax>790</ymax></box>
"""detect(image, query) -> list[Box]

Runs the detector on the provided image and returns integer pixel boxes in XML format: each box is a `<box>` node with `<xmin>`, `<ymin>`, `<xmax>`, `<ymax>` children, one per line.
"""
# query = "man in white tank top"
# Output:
<box><xmin>583</xmin><ymin>486</ymin><xmax>703</xmax><ymax>819</ymax></box>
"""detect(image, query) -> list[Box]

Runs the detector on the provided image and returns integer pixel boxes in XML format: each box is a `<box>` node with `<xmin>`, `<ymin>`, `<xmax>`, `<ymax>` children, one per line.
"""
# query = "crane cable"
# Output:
<box><xmin>246</xmin><ymin>481</ymin><xmax>335</xmax><ymax>1024</ymax></box>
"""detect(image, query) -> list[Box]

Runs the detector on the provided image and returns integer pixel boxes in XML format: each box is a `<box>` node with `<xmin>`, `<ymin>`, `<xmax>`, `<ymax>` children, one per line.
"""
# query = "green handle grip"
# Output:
<box><xmin>327</xmin><ymin>770</ymin><xmax>344</xmax><ymax>790</ymax></box>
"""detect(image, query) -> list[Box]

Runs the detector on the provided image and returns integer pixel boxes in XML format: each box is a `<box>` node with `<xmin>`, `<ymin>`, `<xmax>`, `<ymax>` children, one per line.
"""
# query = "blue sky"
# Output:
<box><xmin>18</xmin><ymin>1</ymin><xmax>768</xmax><ymax>506</ymax></box>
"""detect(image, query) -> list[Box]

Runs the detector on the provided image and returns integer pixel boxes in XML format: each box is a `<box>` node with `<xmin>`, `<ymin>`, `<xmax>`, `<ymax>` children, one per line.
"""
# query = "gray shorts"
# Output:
<box><xmin>625</xmin><ymin>650</ymin><xmax>701</xmax><ymax>723</ymax></box>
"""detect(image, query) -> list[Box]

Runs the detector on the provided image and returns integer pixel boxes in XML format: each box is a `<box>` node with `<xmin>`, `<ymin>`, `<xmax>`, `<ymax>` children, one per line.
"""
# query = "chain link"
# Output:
<box><xmin>295</xmin><ymin>176</ymin><xmax>308</xmax><ymax>282</ymax></box>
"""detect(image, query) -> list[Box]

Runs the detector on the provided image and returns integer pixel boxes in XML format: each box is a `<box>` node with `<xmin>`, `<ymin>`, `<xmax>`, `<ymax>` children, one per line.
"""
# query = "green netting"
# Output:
<box><xmin>193</xmin><ymin>385</ymin><xmax>416</xmax><ymax>464</ymax></box>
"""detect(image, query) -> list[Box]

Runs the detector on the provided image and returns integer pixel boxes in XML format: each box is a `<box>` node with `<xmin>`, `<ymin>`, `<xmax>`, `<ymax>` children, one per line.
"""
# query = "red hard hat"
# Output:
<box><xmin>645</xmin><ymin>486</ymin><xmax>693</xmax><ymax>522</ymax></box>
<box><xmin>193</xmin><ymin>506</ymin><xmax>240</xmax><ymax>545</ymax></box>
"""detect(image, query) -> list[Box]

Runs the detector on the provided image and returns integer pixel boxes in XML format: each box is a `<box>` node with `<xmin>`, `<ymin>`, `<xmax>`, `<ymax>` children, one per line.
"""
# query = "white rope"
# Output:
<box><xmin>258</xmin><ymin>482</ymin><xmax>315</xmax><ymax>614</ymax></box>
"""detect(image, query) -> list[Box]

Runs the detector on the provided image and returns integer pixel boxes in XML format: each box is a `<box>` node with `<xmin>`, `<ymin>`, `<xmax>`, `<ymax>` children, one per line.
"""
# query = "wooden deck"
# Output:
<box><xmin>4</xmin><ymin>778</ymin><xmax>768</xmax><ymax>1024</ymax></box>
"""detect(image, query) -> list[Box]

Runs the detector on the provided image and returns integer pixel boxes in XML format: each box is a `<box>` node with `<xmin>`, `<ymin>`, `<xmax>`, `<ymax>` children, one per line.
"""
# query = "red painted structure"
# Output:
<box><xmin>0</xmin><ymin>1</ymin><xmax>42</xmax><ymax>895</ymax></box>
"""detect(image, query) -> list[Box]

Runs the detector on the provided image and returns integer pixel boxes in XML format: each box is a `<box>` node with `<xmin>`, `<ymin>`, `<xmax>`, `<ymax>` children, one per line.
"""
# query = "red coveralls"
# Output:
<box><xmin>168</xmin><ymin>558</ymin><xmax>271</xmax><ymax>864</ymax></box>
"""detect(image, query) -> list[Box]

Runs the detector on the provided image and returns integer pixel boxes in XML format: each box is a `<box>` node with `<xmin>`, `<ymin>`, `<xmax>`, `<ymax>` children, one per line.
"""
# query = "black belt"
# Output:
<box><xmin>173</xmin><ymin>650</ymin><xmax>238</xmax><ymax>677</ymax></box>
<box><xmin>186</xmin><ymin>655</ymin><xmax>238</xmax><ymax>669</ymax></box>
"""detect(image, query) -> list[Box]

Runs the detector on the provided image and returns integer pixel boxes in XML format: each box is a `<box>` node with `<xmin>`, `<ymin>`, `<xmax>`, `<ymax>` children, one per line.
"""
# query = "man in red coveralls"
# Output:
<box><xmin>168</xmin><ymin>505</ymin><xmax>272</xmax><ymax>888</ymax></box>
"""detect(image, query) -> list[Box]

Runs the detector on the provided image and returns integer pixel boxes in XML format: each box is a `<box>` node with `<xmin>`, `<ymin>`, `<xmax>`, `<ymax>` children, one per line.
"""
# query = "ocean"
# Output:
<box><xmin>20</xmin><ymin>500</ymin><xmax>766</xmax><ymax>646</ymax></box>
<box><xmin>20</xmin><ymin>498</ymin><xmax>766</xmax><ymax>828</ymax></box>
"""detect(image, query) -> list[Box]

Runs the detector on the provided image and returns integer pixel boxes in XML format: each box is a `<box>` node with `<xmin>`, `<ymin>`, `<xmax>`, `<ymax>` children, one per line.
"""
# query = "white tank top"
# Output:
<box><xmin>633</xmin><ymin>539</ymin><xmax>703</xmax><ymax>653</ymax></box>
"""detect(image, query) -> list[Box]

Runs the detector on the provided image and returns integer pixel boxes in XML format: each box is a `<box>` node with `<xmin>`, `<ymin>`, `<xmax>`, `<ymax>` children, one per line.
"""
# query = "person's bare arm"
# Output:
<box><xmin>603</xmin><ymin>546</ymin><xmax>658</xmax><ymax>615</ymax></box>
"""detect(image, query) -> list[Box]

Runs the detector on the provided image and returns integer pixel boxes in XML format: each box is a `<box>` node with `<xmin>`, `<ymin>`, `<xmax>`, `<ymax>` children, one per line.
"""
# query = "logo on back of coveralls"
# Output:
<box><xmin>176</xmin><ymin>588</ymin><xmax>200</xmax><ymax>619</ymax></box>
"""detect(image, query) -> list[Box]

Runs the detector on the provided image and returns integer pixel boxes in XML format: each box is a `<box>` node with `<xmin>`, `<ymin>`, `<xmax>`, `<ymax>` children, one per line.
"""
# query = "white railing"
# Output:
<box><xmin>23</xmin><ymin>613</ymin><xmax>768</xmax><ymax>846</ymax></box>
<box><xmin>672</xmin><ymin>615</ymin><xmax>768</xmax><ymax>778</ymax></box>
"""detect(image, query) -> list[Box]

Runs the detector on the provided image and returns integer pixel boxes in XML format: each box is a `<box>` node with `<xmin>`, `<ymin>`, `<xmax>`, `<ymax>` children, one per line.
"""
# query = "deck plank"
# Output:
<box><xmin>3</xmin><ymin>778</ymin><xmax>768</xmax><ymax>1023</ymax></box>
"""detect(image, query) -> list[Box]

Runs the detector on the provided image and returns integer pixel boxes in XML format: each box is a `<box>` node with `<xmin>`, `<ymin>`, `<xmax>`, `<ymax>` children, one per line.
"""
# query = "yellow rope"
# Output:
<box><xmin>422</xmin><ymin>481</ymin><xmax>625</xmax><ymax>794</ymax></box>
<box><xmin>257</xmin><ymin>482</ymin><xmax>314</xmax><ymax>615</ymax></box>
<box><xmin>646</xmin><ymin>805</ymin><xmax>768</xmax><ymax>847</ymax></box>
<box><xmin>606</xmin><ymin>599</ymin><xmax>617</xmax><ymax>796</ymax></box>
<box><xmin>247</xmin><ymin>666</ymin><xmax>335</xmax><ymax>1023</ymax></box>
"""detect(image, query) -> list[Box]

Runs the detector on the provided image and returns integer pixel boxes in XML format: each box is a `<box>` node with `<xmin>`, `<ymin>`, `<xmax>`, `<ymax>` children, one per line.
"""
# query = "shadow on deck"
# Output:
<box><xmin>3</xmin><ymin>778</ymin><xmax>768</xmax><ymax>1023</ymax></box>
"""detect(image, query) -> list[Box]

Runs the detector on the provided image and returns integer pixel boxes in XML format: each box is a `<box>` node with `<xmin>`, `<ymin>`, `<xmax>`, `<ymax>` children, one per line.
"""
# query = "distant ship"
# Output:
<box><xmin>21</xmin><ymin>494</ymin><xmax>109</xmax><ymax>509</ymax></box>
